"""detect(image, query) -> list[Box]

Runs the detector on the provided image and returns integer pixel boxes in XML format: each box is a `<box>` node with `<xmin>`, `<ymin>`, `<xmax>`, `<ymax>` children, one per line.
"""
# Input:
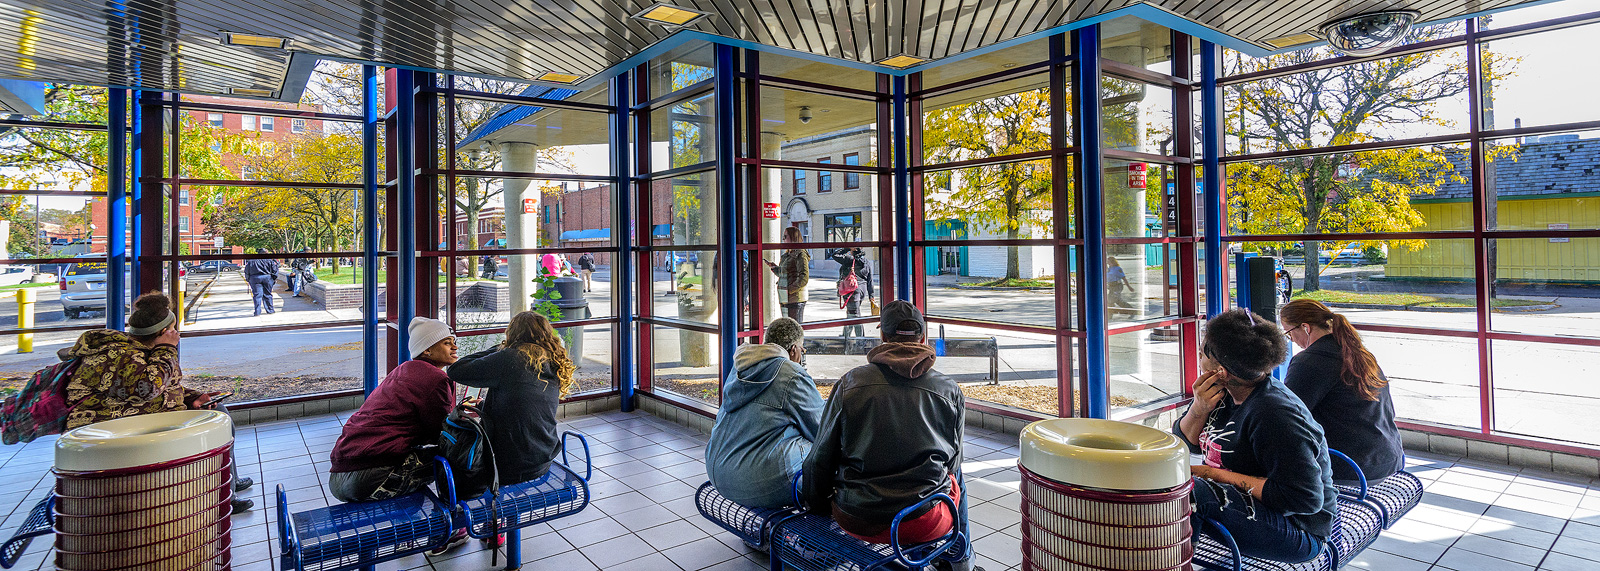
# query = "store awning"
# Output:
<box><xmin>559</xmin><ymin>228</ymin><xmax>611</xmax><ymax>241</ymax></box>
<box><xmin>651</xmin><ymin>224</ymin><xmax>671</xmax><ymax>238</ymax></box>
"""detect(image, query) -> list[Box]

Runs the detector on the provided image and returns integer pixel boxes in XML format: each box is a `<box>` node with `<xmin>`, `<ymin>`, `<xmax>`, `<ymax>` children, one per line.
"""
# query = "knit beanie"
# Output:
<box><xmin>408</xmin><ymin>317</ymin><xmax>453</xmax><ymax>360</ymax></box>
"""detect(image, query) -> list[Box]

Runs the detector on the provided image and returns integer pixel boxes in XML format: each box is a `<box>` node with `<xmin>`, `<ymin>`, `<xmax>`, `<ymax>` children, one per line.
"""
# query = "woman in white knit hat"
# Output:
<box><xmin>327</xmin><ymin>317</ymin><xmax>459</xmax><ymax>508</ymax></box>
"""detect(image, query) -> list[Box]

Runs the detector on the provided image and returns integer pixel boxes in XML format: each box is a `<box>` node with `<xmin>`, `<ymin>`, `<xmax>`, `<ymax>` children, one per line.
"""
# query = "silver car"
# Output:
<box><xmin>60</xmin><ymin>257</ymin><xmax>109</xmax><ymax>318</ymax></box>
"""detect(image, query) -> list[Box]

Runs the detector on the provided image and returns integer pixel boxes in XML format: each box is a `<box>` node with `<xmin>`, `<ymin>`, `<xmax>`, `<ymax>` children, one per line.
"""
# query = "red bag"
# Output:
<box><xmin>837</xmin><ymin>271</ymin><xmax>860</xmax><ymax>308</ymax></box>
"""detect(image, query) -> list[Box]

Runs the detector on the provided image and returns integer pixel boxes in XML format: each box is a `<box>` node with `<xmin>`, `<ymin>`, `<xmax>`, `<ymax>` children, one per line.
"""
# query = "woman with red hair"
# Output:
<box><xmin>1279</xmin><ymin>299</ymin><xmax>1403</xmax><ymax>484</ymax></box>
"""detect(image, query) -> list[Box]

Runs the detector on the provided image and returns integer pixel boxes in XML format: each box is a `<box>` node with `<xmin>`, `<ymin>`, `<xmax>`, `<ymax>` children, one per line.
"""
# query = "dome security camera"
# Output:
<box><xmin>1319</xmin><ymin>10</ymin><xmax>1419</xmax><ymax>57</ymax></box>
<box><xmin>799</xmin><ymin>106</ymin><xmax>812</xmax><ymax>124</ymax></box>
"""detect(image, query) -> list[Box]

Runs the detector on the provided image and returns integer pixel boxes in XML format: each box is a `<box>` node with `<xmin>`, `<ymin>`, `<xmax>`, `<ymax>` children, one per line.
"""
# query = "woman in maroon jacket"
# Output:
<box><xmin>328</xmin><ymin>317</ymin><xmax>458</xmax><ymax>503</ymax></box>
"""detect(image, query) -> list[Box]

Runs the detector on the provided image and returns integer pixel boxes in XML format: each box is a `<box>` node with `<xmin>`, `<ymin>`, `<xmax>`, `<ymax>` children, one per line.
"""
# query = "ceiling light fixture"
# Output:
<box><xmin>632</xmin><ymin>3</ymin><xmax>710</xmax><ymax>27</ymax></box>
<box><xmin>538</xmin><ymin>72</ymin><xmax>582</xmax><ymax>84</ymax></box>
<box><xmin>877</xmin><ymin>55</ymin><xmax>926</xmax><ymax>69</ymax></box>
<box><xmin>228</xmin><ymin>87</ymin><xmax>277</xmax><ymax>98</ymax></box>
<box><xmin>1265</xmin><ymin>32</ymin><xmax>1321</xmax><ymax>49</ymax></box>
<box><xmin>221</xmin><ymin>32</ymin><xmax>291</xmax><ymax>50</ymax></box>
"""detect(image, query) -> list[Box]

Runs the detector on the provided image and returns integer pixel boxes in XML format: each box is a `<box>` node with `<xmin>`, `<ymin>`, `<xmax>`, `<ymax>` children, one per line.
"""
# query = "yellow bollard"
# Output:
<box><xmin>177</xmin><ymin>289</ymin><xmax>185</xmax><ymax>328</ymax></box>
<box><xmin>16</xmin><ymin>287</ymin><xmax>34</xmax><ymax>354</ymax></box>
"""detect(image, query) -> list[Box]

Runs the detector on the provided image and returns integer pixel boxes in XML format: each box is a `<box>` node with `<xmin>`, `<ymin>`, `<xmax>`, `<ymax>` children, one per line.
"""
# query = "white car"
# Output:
<box><xmin>0</xmin><ymin>265</ymin><xmax>34</xmax><ymax>286</ymax></box>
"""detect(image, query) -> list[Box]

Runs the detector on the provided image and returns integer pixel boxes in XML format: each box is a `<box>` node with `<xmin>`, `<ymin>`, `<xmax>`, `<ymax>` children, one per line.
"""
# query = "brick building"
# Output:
<box><xmin>441</xmin><ymin>206</ymin><xmax>505</xmax><ymax>249</ymax></box>
<box><xmin>90</xmin><ymin>95</ymin><xmax>326</xmax><ymax>256</ymax></box>
<box><xmin>541</xmin><ymin>180</ymin><xmax>674</xmax><ymax>267</ymax></box>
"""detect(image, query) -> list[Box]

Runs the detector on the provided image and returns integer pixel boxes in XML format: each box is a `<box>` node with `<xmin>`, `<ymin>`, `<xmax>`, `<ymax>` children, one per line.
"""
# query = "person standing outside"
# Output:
<box><xmin>242</xmin><ymin>257</ymin><xmax>280</xmax><ymax>316</ymax></box>
<box><xmin>829</xmin><ymin>248</ymin><xmax>875</xmax><ymax>338</ymax></box>
<box><xmin>1106</xmin><ymin>256</ymin><xmax>1134</xmax><ymax>310</ymax></box>
<box><xmin>577</xmin><ymin>252</ymin><xmax>596</xmax><ymax>292</ymax></box>
<box><xmin>767</xmin><ymin>227</ymin><xmax>811</xmax><ymax>322</ymax></box>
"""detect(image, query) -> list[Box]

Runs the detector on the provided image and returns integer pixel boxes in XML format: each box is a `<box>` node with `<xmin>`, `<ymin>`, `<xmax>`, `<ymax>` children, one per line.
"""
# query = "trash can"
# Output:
<box><xmin>1018</xmin><ymin>418</ymin><xmax>1193</xmax><ymax>571</ymax></box>
<box><xmin>53</xmin><ymin>410</ymin><xmax>236</xmax><ymax>571</ymax></box>
<box><xmin>549</xmin><ymin>276</ymin><xmax>590</xmax><ymax>362</ymax></box>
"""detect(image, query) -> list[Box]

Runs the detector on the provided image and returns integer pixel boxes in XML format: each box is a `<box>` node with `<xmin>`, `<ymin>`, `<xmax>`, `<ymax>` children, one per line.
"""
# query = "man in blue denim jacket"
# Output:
<box><xmin>706</xmin><ymin>317</ymin><xmax>825</xmax><ymax>508</ymax></box>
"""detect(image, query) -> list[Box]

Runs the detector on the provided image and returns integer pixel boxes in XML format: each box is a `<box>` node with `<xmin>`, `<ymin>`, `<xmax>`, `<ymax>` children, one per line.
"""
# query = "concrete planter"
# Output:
<box><xmin>308</xmin><ymin>280</ymin><xmax>511</xmax><ymax>311</ymax></box>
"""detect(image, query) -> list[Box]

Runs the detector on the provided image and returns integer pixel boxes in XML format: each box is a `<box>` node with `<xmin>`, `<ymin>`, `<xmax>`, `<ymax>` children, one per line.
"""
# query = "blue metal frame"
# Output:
<box><xmin>612</xmin><ymin>70</ymin><xmax>636</xmax><ymax>412</ymax></box>
<box><xmin>362</xmin><ymin>65</ymin><xmax>380</xmax><ymax>393</ymax></box>
<box><xmin>129</xmin><ymin>91</ymin><xmax>148</xmax><ymax>298</ymax></box>
<box><xmin>1201</xmin><ymin>42</ymin><xmax>1226</xmax><ymax>318</ymax></box>
<box><xmin>396</xmin><ymin>69</ymin><xmax>417</xmax><ymax>362</ymax></box>
<box><xmin>1073</xmin><ymin>27</ymin><xmax>1109</xmax><ymax>420</ymax></box>
<box><xmin>106</xmin><ymin>89</ymin><xmax>127</xmax><ymax>329</ymax></box>
<box><xmin>714</xmin><ymin>45</ymin><xmax>739</xmax><ymax>378</ymax></box>
<box><xmin>892</xmin><ymin>75</ymin><xmax>912</xmax><ymax>301</ymax></box>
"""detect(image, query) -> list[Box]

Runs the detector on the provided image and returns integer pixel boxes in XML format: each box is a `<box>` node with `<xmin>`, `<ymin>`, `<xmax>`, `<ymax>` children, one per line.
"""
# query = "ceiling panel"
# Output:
<box><xmin>0</xmin><ymin>0</ymin><xmax>1548</xmax><ymax>97</ymax></box>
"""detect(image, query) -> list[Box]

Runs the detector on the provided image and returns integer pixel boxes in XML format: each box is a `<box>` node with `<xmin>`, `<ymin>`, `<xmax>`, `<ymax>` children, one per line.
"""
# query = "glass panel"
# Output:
<box><xmin>177</xmin><ymin>326</ymin><xmax>374</xmax><ymax>405</ymax></box>
<box><xmin>647</xmin><ymin>249</ymin><xmax>718</xmax><ymax>327</ymax></box>
<box><xmin>443</xmin><ymin>177</ymin><xmax>607</xmax><ymax>251</ymax></box>
<box><xmin>1223</xmin><ymin>47</ymin><xmax>1470</xmax><ymax>154</ymax></box>
<box><xmin>651</xmin><ymin>173</ymin><xmax>718</xmax><ymax>247</ymax></box>
<box><xmin>1221</xmin><ymin>22</ymin><xmax>1465</xmax><ymax>78</ymax></box>
<box><xmin>649</xmin><ymin>91</ymin><xmax>716</xmax><ymax>172</ymax></box>
<box><xmin>1481</xmin><ymin>23</ymin><xmax>1600</xmax><ymax>133</ymax></box>
<box><xmin>919</xmin><ymin>36</ymin><xmax>1056</xmax><ymax>90</ymax></box>
<box><xmin>923</xmin><ymin>73</ymin><xmax>1055</xmax><ymax>160</ymax></box>
<box><xmin>176</xmin><ymin>255</ymin><xmax>371</xmax><ymax>332</ymax></box>
<box><xmin>1269</xmin><ymin>238</ymin><xmax>1474</xmax><ymax>330</ymax></box>
<box><xmin>758</xmin><ymin>87</ymin><xmax>877</xmax><ymax>154</ymax></box>
<box><xmin>1102</xmin><ymin>78</ymin><xmax>1173</xmax><ymax>155</ymax></box>
<box><xmin>1225</xmin><ymin>144</ymin><xmax>1473</xmax><ymax>238</ymax></box>
<box><xmin>946</xmin><ymin>326</ymin><xmax>1063</xmax><ymax>418</ymax></box>
<box><xmin>1101</xmin><ymin>15</ymin><xmax>1176</xmax><ymax>76</ymax></box>
<box><xmin>448</xmin><ymin>253</ymin><xmax>612</xmax><ymax>331</ymax></box>
<box><xmin>451</xmin><ymin>101</ymin><xmax>611</xmax><ymax>177</ymax></box>
<box><xmin>1493</xmin><ymin>340</ymin><xmax>1599</xmax><ymax>445</ymax></box>
<box><xmin>925</xmin><ymin>246</ymin><xmax>1057</xmax><ymax>328</ymax></box>
<box><xmin>1364</xmin><ymin>331</ymin><xmax>1481</xmax><ymax>430</ymax></box>
<box><xmin>1107</xmin><ymin>243</ymin><xmax>1183</xmax><ymax>324</ymax></box>
<box><xmin>1489</xmin><ymin>238</ymin><xmax>1600</xmax><ymax>337</ymax></box>
<box><xmin>1486</xmin><ymin>136</ymin><xmax>1600</xmax><ymax>231</ymax></box>
<box><xmin>455</xmin><ymin>324</ymin><xmax>615</xmax><ymax>397</ymax></box>
<box><xmin>922</xmin><ymin>160</ymin><xmax>1058</xmax><ymax>243</ymax></box>
<box><xmin>648</xmin><ymin>42</ymin><xmax>716</xmax><ymax>98</ymax></box>
<box><xmin>1104</xmin><ymin>158</ymin><xmax>1170</xmax><ymax>239</ymax></box>
<box><xmin>759</xmin><ymin>51</ymin><xmax>878</xmax><ymax>90</ymax></box>
<box><xmin>1108</xmin><ymin>328</ymin><xmax>1185</xmax><ymax>411</ymax></box>
<box><xmin>764</xmin><ymin>167</ymin><xmax>882</xmax><ymax>245</ymax></box>
<box><xmin>1479</xmin><ymin>0</ymin><xmax>1600</xmax><ymax>28</ymax></box>
<box><xmin>652</xmin><ymin>325</ymin><xmax>721</xmax><ymax>407</ymax></box>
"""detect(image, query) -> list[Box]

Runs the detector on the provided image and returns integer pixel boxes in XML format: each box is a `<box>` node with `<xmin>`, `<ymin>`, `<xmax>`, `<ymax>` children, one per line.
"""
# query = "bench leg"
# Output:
<box><xmin>990</xmin><ymin>356</ymin><xmax>998</xmax><ymax>385</ymax></box>
<box><xmin>504</xmin><ymin>527</ymin><xmax>521</xmax><ymax>570</ymax></box>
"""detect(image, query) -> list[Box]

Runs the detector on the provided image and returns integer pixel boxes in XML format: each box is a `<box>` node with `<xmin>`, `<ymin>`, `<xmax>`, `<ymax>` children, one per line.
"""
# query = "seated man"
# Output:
<box><xmin>705</xmin><ymin>317</ymin><xmax>824</xmax><ymax>508</ymax></box>
<box><xmin>802</xmin><ymin>300</ymin><xmax>964</xmax><ymax>546</ymax></box>
<box><xmin>1175</xmin><ymin>309</ymin><xmax>1337</xmax><ymax>563</ymax></box>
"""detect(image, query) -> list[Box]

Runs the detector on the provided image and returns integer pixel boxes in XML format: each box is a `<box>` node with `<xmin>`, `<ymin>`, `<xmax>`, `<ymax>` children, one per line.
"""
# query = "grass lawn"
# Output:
<box><xmin>312</xmin><ymin>267</ymin><xmax>496</xmax><ymax>286</ymax></box>
<box><xmin>967</xmin><ymin>277</ymin><xmax>1055</xmax><ymax>288</ymax></box>
<box><xmin>0</xmin><ymin>282</ymin><xmax>56</xmax><ymax>291</ymax></box>
<box><xmin>1292</xmin><ymin>289</ymin><xmax>1548</xmax><ymax>308</ymax></box>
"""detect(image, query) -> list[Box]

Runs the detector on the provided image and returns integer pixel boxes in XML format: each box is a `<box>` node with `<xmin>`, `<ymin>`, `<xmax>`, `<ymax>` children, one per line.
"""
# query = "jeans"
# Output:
<box><xmin>782</xmin><ymin>302</ymin><xmax>805</xmax><ymax>323</ymax></box>
<box><xmin>246</xmin><ymin>275</ymin><xmax>275</xmax><ymax>314</ymax></box>
<box><xmin>843</xmin><ymin>293</ymin><xmax>864</xmax><ymax>338</ymax></box>
<box><xmin>329</xmin><ymin>452</ymin><xmax>432</xmax><ymax>503</ymax></box>
<box><xmin>1191</xmin><ymin>476</ymin><xmax>1322</xmax><ymax>564</ymax></box>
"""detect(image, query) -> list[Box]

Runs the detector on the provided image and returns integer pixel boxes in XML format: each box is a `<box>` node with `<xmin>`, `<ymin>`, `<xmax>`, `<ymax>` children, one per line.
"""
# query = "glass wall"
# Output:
<box><xmin>1220</xmin><ymin>3</ymin><xmax>1600</xmax><ymax>447</ymax></box>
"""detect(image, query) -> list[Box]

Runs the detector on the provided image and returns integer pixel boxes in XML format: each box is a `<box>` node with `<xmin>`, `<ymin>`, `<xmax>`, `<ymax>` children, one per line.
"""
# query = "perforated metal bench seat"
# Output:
<box><xmin>1336</xmin><ymin>470</ymin><xmax>1424</xmax><ymax>529</ymax></box>
<box><xmin>770</xmin><ymin>512</ymin><xmax>971</xmax><ymax>571</ymax></box>
<box><xmin>1193</xmin><ymin>495</ymin><xmax>1385</xmax><ymax>571</ymax></box>
<box><xmin>0</xmin><ymin>494</ymin><xmax>52</xmax><ymax>569</ymax></box>
<box><xmin>458</xmin><ymin>461</ymin><xmax>589</xmax><ymax>538</ymax></box>
<box><xmin>277</xmin><ymin>487</ymin><xmax>455</xmax><ymax>571</ymax></box>
<box><xmin>694</xmin><ymin>482</ymin><xmax>798</xmax><ymax>549</ymax></box>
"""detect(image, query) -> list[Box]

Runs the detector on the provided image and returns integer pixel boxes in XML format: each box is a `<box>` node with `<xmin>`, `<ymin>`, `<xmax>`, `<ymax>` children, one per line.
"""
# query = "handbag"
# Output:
<box><xmin>869</xmin><ymin>297</ymin><xmax>881</xmax><ymax>316</ymax></box>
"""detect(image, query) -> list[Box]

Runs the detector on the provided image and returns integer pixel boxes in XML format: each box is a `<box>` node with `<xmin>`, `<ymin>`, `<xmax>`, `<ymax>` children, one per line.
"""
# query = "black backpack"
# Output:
<box><xmin>438</xmin><ymin>402</ymin><xmax>503</xmax><ymax>556</ymax></box>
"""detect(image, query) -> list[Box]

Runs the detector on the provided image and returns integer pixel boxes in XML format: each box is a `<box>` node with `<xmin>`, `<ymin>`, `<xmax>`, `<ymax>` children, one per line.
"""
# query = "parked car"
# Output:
<box><xmin>0</xmin><ymin>266</ymin><xmax>33</xmax><ymax>286</ymax></box>
<box><xmin>185</xmin><ymin>260</ymin><xmax>242</xmax><ymax>273</ymax></box>
<box><xmin>60</xmin><ymin>256</ymin><xmax>108</xmax><ymax>318</ymax></box>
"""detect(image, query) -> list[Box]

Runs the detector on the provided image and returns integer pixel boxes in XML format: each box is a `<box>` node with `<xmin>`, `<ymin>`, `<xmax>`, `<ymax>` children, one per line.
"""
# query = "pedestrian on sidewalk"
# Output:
<box><xmin>766</xmin><ymin>227</ymin><xmax>810</xmax><ymax>322</ymax></box>
<box><xmin>243</xmin><ymin>257</ymin><xmax>280</xmax><ymax>316</ymax></box>
<box><xmin>577</xmin><ymin>252</ymin><xmax>596</xmax><ymax>292</ymax></box>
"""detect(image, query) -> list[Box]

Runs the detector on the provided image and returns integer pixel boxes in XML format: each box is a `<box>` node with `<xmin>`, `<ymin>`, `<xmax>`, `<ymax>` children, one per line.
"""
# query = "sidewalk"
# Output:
<box><xmin>185</xmin><ymin>272</ymin><xmax>363</xmax><ymax>331</ymax></box>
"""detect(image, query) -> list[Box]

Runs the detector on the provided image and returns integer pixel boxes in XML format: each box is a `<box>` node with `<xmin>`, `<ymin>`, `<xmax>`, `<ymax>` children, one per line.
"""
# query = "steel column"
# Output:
<box><xmin>612</xmin><ymin>70</ymin><xmax>636</xmax><ymax>412</ymax></box>
<box><xmin>1200</xmin><ymin>41</ymin><xmax>1226</xmax><ymax>318</ymax></box>
<box><xmin>1465</xmin><ymin>19</ymin><xmax>1494</xmax><ymax>433</ymax></box>
<box><xmin>892</xmin><ymin>75</ymin><xmax>912</xmax><ymax>301</ymax></box>
<box><xmin>135</xmin><ymin>92</ymin><xmax>164</xmax><ymax>294</ymax></box>
<box><xmin>714</xmin><ymin>45</ymin><xmax>739</xmax><ymax>380</ymax></box>
<box><xmin>129</xmin><ymin>90</ymin><xmax>143</xmax><ymax>299</ymax></box>
<box><xmin>1048</xmin><ymin>34</ymin><xmax>1075</xmax><ymax>418</ymax></box>
<box><xmin>362</xmin><ymin>64</ymin><xmax>381</xmax><ymax>393</ymax></box>
<box><xmin>107</xmin><ymin>89</ymin><xmax>127</xmax><ymax>329</ymax></box>
<box><xmin>1074</xmin><ymin>27</ymin><xmax>1109</xmax><ymax>420</ymax></box>
<box><xmin>396</xmin><ymin>69</ymin><xmax>417</xmax><ymax>361</ymax></box>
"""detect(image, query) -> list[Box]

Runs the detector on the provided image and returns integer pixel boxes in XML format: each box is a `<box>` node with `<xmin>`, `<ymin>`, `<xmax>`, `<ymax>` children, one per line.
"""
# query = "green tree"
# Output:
<box><xmin>1223</xmin><ymin>24</ymin><xmax>1515</xmax><ymax>291</ymax></box>
<box><xmin>921</xmin><ymin>87</ymin><xmax>1056</xmax><ymax>280</ymax></box>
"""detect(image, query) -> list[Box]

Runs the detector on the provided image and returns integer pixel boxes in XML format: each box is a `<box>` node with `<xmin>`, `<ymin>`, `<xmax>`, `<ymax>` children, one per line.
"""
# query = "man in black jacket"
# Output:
<box><xmin>802</xmin><ymin>300</ymin><xmax>964</xmax><ymax>547</ymax></box>
<box><xmin>242</xmin><ymin>258</ymin><xmax>280</xmax><ymax>316</ymax></box>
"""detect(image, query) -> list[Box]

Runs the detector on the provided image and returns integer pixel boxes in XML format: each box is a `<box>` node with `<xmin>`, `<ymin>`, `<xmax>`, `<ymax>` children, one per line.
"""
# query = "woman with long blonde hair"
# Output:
<box><xmin>1279</xmin><ymin>299</ymin><xmax>1403</xmax><ymax>483</ymax></box>
<box><xmin>449</xmin><ymin>311</ymin><xmax>577</xmax><ymax>490</ymax></box>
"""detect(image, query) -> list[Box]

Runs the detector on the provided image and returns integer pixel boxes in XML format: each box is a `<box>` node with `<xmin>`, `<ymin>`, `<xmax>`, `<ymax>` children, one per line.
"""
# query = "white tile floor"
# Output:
<box><xmin>2</xmin><ymin>409</ymin><xmax>1599</xmax><ymax>570</ymax></box>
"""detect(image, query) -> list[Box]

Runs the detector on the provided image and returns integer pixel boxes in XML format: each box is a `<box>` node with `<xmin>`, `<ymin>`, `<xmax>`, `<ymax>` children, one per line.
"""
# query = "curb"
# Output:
<box><xmin>1321</xmin><ymin>301</ymin><xmax>1557</xmax><ymax>313</ymax></box>
<box><xmin>948</xmin><ymin>285</ymin><xmax>1056</xmax><ymax>291</ymax></box>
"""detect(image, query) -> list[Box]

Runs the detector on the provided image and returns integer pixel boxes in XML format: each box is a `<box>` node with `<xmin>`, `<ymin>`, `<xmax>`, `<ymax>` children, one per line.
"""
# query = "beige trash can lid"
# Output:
<box><xmin>1019</xmin><ymin>418</ymin><xmax>1190</xmax><ymax>491</ymax></box>
<box><xmin>56</xmin><ymin>410</ymin><xmax>233</xmax><ymax>472</ymax></box>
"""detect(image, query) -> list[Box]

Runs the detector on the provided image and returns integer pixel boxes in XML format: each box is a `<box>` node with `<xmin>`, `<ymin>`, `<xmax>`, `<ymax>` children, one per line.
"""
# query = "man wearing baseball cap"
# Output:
<box><xmin>802</xmin><ymin>299</ymin><xmax>965</xmax><ymax>551</ymax></box>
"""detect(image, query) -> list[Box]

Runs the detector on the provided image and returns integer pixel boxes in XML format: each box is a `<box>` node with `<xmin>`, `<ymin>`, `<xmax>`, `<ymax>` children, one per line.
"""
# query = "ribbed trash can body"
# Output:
<box><xmin>1018</xmin><ymin>419</ymin><xmax>1193</xmax><ymax>571</ymax></box>
<box><xmin>53</xmin><ymin>410</ymin><xmax>236</xmax><ymax>571</ymax></box>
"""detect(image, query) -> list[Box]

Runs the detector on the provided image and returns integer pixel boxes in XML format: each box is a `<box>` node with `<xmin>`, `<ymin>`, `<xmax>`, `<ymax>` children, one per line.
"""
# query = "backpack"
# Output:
<box><xmin>2</xmin><ymin>358</ymin><xmax>83</xmax><ymax>445</ymax></box>
<box><xmin>437</xmin><ymin>401</ymin><xmax>502</xmax><ymax>556</ymax></box>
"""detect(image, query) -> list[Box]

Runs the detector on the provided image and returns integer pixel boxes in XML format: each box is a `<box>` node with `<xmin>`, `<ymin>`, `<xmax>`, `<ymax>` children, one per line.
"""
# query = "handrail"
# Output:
<box><xmin>888</xmin><ymin>493</ymin><xmax>960</xmax><ymax>568</ymax></box>
<box><xmin>560</xmin><ymin>431</ymin><xmax>593</xmax><ymax>482</ymax></box>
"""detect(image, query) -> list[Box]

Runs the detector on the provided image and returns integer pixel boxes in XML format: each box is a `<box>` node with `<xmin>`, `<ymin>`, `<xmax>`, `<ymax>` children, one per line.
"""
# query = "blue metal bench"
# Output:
<box><xmin>277</xmin><ymin>457</ymin><xmax>458</xmax><ymax>571</ymax></box>
<box><xmin>768</xmin><ymin>473</ymin><xmax>974</xmax><ymax>571</ymax></box>
<box><xmin>454</xmin><ymin>432</ymin><xmax>592</xmax><ymax>567</ymax></box>
<box><xmin>1335</xmin><ymin>469</ymin><xmax>1424</xmax><ymax>529</ymax></box>
<box><xmin>1192</xmin><ymin>450</ymin><xmax>1387</xmax><ymax>571</ymax></box>
<box><xmin>694</xmin><ymin>482</ymin><xmax>800</xmax><ymax>550</ymax></box>
<box><xmin>0</xmin><ymin>494</ymin><xmax>52</xmax><ymax>569</ymax></box>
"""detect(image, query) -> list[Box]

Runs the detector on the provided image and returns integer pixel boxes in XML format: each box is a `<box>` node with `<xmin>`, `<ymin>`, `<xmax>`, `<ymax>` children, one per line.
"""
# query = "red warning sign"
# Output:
<box><xmin>762</xmin><ymin>202</ymin><xmax>780</xmax><ymax>219</ymax></box>
<box><xmin>1128</xmin><ymin>163</ymin><xmax>1148</xmax><ymax>189</ymax></box>
<box><xmin>523</xmin><ymin>198</ymin><xmax>537</xmax><ymax>214</ymax></box>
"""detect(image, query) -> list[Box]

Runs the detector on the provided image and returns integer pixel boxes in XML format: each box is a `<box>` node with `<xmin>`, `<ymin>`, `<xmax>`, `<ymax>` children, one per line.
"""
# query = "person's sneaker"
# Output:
<box><xmin>481</xmin><ymin>533</ymin><xmax>505</xmax><ymax>548</ymax></box>
<box><xmin>230</xmin><ymin>498</ymin><xmax>255</xmax><ymax>513</ymax></box>
<box><xmin>234</xmin><ymin>477</ymin><xmax>254</xmax><ymax>493</ymax></box>
<box><xmin>427</xmin><ymin>528</ymin><xmax>469</xmax><ymax>556</ymax></box>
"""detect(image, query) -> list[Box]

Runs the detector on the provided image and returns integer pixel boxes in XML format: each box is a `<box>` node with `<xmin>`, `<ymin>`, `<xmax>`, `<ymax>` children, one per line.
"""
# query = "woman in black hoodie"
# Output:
<box><xmin>449</xmin><ymin>311</ymin><xmax>576</xmax><ymax>487</ymax></box>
